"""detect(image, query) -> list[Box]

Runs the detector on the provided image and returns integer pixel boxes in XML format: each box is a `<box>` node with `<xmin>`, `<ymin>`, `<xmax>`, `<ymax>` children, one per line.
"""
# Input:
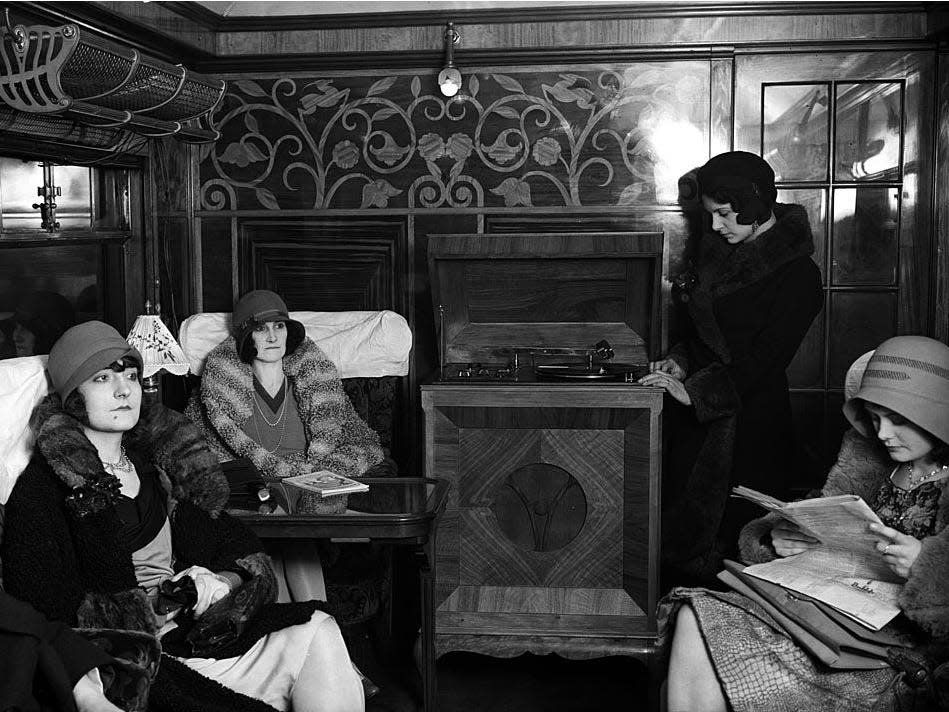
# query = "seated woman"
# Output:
<box><xmin>663</xmin><ymin>335</ymin><xmax>949</xmax><ymax>712</ymax></box>
<box><xmin>0</xmin><ymin>321</ymin><xmax>364</xmax><ymax>712</ymax></box>
<box><xmin>185</xmin><ymin>290</ymin><xmax>386</xmax><ymax>603</ymax></box>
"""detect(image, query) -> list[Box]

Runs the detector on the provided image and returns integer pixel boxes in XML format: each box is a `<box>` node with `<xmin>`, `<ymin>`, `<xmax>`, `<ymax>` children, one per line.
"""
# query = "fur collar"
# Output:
<box><xmin>33</xmin><ymin>395</ymin><xmax>229</xmax><ymax>518</ymax></box>
<box><xmin>193</xmin><ymin>336</ymin><xmax>383</xmax><ymax>480</ymax></box>
<box><xmin>675</xmin><ymin>202</ymin><xmax>815</xmax><ymax>363</ymax></box>
<box><xmin>691</xmin><ymin>202</ymin><xmax>815</xmax><ymax>300</ymax></box>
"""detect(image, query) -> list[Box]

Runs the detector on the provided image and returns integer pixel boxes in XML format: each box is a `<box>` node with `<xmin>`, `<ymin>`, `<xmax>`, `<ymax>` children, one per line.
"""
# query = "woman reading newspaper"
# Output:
<box><xmin>661</xmin><ymin>335</ymin><xmax>949</xmax><ymax>712</ymax></box>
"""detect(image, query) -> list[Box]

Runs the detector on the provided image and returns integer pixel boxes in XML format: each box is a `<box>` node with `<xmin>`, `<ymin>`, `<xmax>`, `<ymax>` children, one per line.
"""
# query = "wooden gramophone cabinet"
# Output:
<box><xmin>421</xmin><ymin>231</ymin><xmax>664</xmax><ymax>664</ymax></box>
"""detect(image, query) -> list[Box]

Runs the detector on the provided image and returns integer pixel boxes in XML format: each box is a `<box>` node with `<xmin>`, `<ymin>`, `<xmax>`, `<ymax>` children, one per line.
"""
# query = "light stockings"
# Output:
<box><xmin>290</xmin><ymin>615</ymin><xmax>364</xmax><ymax>712</ymax></box>
<box><xmin>665</xmin><ymin>605</ymin><xmax>728</xmax><ymax>712</ymax></box>
<box><xmin>272</xmin><ymin>541</ymin><xmax>327</xmax><ymax>603</ymax></box>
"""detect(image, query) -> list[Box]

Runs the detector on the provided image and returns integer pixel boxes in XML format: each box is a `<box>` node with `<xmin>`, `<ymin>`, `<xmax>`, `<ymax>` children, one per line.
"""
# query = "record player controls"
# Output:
<box><xmin>496</xmin><ymin>367</ymin><xmax>512</xmax><ymax>377</ymax></box>
<box><xmin>477</xmin><ymin>367</ymin><xmax>491</xmax><ymax>377</ymax></box>
<box><xmin>457</xmin><ymin>363</ymin><xmax>481</xmax><ymax>378</ymax></box>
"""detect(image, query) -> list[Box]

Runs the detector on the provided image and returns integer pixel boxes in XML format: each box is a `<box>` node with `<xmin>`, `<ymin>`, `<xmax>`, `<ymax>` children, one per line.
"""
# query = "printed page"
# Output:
<box><xmin>743</xmin><ymin>549</ymin><xmax>902</xmax><ymax>630</ymax></box>
<box><xmin>732</xmin><ymin>487</ymin><xmax>884</xmax><ymax>559</ymax></box>
<box><xmin>282</xmin><ymin>470</ymin><xmax>369</xmax><ymax>496</ymax></box>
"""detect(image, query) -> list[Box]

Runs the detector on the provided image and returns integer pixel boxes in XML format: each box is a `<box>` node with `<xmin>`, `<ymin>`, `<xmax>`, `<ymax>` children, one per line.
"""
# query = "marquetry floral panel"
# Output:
<box><xmin>199</xmin><ymin>62</ymin><xmax>710</xmax><ymax>211</ymax></box>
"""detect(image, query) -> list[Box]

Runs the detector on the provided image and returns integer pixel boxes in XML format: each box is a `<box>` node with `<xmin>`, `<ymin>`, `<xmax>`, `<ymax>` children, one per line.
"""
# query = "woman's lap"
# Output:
<box><xmin>176</xmin><ymin>609</ymin><xmax>335</xmax><ymax>711</ymax></box>
<box><xmin>660</xmin><ymin>588</ymin><xmax>900</xmax><ymax>712</ymax></box>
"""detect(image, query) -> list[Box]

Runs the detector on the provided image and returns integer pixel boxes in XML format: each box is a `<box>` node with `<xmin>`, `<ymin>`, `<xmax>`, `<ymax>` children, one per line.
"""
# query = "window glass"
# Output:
<box><xmin>0</xmin><ymin>160</ymin><xmax>44</xmax><ymax>231</ymax></box>
<box><xmin>835</xmin><ymin>82</ymin><xmax>902</xmax><ymax>182</ymax></box>
<box><xmin>832</xmin><ymin>187</ymin><xmax>899</xmax><ymax>285</ymax></box>
<box><xmin>762</xmin><ymin>84</ymin><xmax>829</xmax><ymax>182</ymax></box>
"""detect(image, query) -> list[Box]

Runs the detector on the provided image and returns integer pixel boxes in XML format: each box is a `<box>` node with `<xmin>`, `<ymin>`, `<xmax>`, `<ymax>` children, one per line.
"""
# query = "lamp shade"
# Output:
<box><xmin>126</xmin><ymin>314</ymin><xmax>190</xmax><ymax>378</ymax></box>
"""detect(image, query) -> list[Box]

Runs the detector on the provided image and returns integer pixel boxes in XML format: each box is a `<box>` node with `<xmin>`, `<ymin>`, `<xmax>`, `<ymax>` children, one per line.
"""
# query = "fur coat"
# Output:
<box><xmin>740</xmin><ymin>429</ymin><xmax>949</xmax><ymax>640</ymax></box>
<box><xmin>186</xmin><ymin>336</ymin><xmax>384</xmax><ymax>480</ymax></box>
<box><xmin>0</xmin><ymin>397</ymin><xmax>320</xmax><ymax>712</ymax></box>
<box><xmin>662</xmin><ymin>203</ymin><xmax>823</xmax><ymax>583</ymax></box>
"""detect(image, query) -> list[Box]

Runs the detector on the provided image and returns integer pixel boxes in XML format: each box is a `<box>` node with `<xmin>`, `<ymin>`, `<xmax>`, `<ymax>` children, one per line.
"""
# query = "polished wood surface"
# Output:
<box><xmin>422</xmin><ymin>382</ymin><xmax>662</xmax><ymax>661</ymax></box>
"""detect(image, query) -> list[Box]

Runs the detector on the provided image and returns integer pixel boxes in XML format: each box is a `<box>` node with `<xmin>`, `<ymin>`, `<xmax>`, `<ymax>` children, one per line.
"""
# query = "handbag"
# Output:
<box><xmin>718</xmin><ymin>560</ymin><xmax>907</xmax><ymax>670</ymax></box>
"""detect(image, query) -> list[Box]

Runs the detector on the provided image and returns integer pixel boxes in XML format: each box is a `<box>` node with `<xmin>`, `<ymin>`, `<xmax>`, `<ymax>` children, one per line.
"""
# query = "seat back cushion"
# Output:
<box><xmin>0</xmin><ymin>355</ymin><xmax>50</xmax><ymax>505</ymax></box>
<box><xmin>179</xmin><ymin>310</ymin><xmax>412</xmax><ymax>379</ymax></box>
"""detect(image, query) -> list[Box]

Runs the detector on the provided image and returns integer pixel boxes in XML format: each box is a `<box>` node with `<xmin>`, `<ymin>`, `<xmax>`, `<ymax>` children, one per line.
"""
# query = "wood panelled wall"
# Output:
<box><xmin>133</xmin><ymin>3</ymin><xmax>945</xmax><ymax>484</ymax></box>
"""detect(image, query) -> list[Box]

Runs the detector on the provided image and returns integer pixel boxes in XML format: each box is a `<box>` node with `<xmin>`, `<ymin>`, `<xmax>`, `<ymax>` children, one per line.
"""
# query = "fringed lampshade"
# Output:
<box><xmin>126</xmin><ymin>314</ymin><xmax>190</xmax><ymax>393</ymax></box>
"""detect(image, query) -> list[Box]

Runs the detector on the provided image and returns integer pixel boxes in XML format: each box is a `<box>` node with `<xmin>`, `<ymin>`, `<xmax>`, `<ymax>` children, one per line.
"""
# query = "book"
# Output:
<box><xmin>282</xmin><ymin>470</ymin><xmax>370</xmax><ymax>497</ymax></box>
<box><xmin>731</xmin><ymin>485</ymin><xmax>903</xmax><ymax>630</ymax></box>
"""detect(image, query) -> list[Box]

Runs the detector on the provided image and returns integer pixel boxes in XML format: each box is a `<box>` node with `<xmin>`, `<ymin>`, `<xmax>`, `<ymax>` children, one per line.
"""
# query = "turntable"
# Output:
<box><xmin>421</xmin><ymin>231</ymin><xmax>665</xmax><ymax>666</ymax></box>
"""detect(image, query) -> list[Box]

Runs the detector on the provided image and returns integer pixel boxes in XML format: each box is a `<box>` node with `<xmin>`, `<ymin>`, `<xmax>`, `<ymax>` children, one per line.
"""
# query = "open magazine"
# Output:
<box><xmin>282</xmin><ymin>470</ymin><xmax>370</xmax><ymax>497</ymax></box>
<box><xmin>731</xmin><ymin>486</ymin><xmax>903</xmax><ymax>630</ymax></box>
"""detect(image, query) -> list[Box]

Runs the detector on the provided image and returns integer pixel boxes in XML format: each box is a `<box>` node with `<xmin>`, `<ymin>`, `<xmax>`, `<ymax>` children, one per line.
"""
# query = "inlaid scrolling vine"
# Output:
<box><xmin>199</xmin><ymin>63</ymin><xmax>710</xmax><ymax>211</ymax></box>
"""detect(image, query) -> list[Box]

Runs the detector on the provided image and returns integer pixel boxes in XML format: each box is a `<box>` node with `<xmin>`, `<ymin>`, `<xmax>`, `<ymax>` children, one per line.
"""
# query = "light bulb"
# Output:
<box><xmin>438</xmin><ymin>66</ymin><xmax>461</xmax><ymax>98</ymax></box>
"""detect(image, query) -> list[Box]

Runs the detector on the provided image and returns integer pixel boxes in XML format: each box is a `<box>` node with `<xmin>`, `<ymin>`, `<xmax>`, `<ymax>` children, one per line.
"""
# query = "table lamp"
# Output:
<box><xmin>126</xmin><ymin>307</ymin><xmax>190</xmax><ymax>395</ymax></box>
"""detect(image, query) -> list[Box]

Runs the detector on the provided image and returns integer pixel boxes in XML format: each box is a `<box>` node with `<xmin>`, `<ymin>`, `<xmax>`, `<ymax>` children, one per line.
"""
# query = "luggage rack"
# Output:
<box><xmin>0</xmin><ymin>9</ymin><xmax>224</xmax><ymax>146</ymax></box>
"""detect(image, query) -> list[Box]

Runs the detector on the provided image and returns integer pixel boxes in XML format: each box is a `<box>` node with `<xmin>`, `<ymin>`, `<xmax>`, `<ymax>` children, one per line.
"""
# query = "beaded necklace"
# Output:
<box><xmin>892</xmin><ymin>460</ymin><xmax>949</xmax><ymax>490</ymax></box>
<box><xmin>253</xmin><ymin>376</ymin><xmax>288</xmax><ymax>453</ymax></box>
<box><xmin>100</xmin><ymin>445</ymin><xmax>133</xmax><ymax>474</ymax></box>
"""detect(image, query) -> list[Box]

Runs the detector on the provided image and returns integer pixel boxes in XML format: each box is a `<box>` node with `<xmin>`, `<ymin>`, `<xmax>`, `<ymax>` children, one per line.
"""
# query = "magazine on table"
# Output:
<box><xmin>731</xmin><ymin>485</ymin><xmax>903</xmax><ymax>630</ymax></box>
<box><xmin>282</xmin><ymin>470</ymin><xmax>370</xmax><ymax>497</ymax></box>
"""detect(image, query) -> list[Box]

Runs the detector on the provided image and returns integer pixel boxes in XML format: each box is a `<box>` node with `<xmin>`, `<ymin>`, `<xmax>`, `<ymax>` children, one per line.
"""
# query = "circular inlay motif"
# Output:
<box><xmin>491</xmin><ymin>463</ymin><xmax>587</xmax><ymax>552</ymax></box>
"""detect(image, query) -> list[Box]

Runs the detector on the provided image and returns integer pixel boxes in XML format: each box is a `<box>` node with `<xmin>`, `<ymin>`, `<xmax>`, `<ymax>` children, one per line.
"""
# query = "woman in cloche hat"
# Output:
<box><xmin>1</xmin><ymin>321</ymin><xmax>364</xmax><ymax>712</ymax></box>
<box><xmin>663</xmin><ymin>335</ymin><xmax>949</xmax><ymax>712</ymax></box>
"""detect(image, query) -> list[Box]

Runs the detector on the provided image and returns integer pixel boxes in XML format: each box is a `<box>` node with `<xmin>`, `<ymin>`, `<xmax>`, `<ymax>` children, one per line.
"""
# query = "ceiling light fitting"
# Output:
<box><xmin>437</xmin><ymin>22</ymin><xmax>461</xmax><ymax>98</ymax></box>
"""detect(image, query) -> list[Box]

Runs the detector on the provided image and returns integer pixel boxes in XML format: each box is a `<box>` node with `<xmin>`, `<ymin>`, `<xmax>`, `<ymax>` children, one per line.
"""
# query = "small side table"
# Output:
<box><xmin>231</xmin><ymin>477</ymin><xmax>449</xmax><ymax>712</ymax></box>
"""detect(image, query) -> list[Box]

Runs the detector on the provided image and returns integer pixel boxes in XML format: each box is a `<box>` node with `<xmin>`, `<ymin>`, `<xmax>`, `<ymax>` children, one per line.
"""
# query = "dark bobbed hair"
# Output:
<box><xmin>695</xmin><ymin>151</ymin><xmax>777</xmax><ymax>226</ymax></box>
<box><xmin>237</xmin><ymin>320</ymin><xmax>305</xmax><ymax>364</ymax></box>
<box><xmin>62</xmin><ymin>356</ymin><xmax>143</xmax><ymax>425</ymax></box>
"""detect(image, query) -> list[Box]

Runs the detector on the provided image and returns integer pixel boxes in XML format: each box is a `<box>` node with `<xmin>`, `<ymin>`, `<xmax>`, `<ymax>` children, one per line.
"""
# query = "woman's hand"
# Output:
<box><xmin>647</xmin><ymin>358</ymin><xmax>686</xmax><ymax>381</ymax></box>
<box><xmin>172</xmin><ymin>565</ymin><xmax>234</xmax><ymax>618</ymax></box>
<box><xmin>869</xmin><ymin>523</ymin><xmax>921</xmax><ymax>580</ymax></box>
<box><xmin>637</xmin><ymin>369</ymin><xmax>691</xmax><ymax>405</ymax></box>
<box><xmin>771</xmin><ymin>520</ymin><xmax>820</xmax><ymax>557</ymax></box>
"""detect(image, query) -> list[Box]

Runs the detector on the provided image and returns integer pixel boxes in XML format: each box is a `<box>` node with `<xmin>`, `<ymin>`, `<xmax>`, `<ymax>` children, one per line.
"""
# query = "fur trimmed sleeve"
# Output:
<box><xmin>900</xmin><ymin>528</ymin><xmax>949</xmax><ymax>637</ymax></box>
<box><xmin>684</xmin><ymin>361</ymin><xmax>742</xmax><ymax>423</ymax></box>
<box><xmin>288</xmin><ymin>340</ymin><xmax>384</xmax><ymax>478</ymax></box>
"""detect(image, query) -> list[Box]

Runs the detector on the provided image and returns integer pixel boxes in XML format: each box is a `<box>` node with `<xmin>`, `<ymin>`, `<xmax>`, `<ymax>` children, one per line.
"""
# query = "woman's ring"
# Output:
<box><xmin>883</xmin><ymin>544</ymin><xmax>891</xmax><ymax>555</ymax></box>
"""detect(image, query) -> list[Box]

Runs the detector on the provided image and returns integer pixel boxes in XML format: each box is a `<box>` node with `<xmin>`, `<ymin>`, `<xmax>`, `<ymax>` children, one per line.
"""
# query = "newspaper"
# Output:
<box><xmin>732</xmin><ymin>486</ymin><xmax>903</xmax><ymax>630</ymax></box>
<box><xmin>282</xmin><ymin>470</ymin><xmax>369</xmax><ymax>496</ymax></box>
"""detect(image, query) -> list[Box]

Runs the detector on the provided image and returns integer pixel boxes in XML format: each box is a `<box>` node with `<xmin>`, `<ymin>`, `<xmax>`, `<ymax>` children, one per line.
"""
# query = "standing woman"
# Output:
<box><xmin>638</xmin><ymin>151</ymin><xmax>823</xmax><ymax>585</ymax></box>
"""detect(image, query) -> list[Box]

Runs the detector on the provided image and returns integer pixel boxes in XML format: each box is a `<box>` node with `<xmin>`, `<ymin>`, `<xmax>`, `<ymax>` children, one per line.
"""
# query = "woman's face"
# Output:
<box><xmin>864</xmin><ymin>402</ymin><xmax>936</xmax><ymax>463</ymax></box>
<box><xmin>12</xmin><ymin>323</ymin><xmax>35</xmax><ymax>357</ymax></box>
<box><xmin>251</xmin><ymin>320</ymin><xmax>287</xmax><ymax>363</ymax></box>
<box><xmin>702</xmin><ymin>196</ymin><xmax>756</xmax><ymax>245</ymax></box>
<box><xmin>77</xmin><ymin>364</ymin><xmax>142</xmax><ymax>433</ymax></box>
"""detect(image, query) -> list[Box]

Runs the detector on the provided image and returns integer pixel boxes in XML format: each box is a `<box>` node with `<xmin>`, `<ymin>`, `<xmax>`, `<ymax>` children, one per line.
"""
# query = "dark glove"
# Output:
<box><xmin>185</xmin><ymin>575</ymin><xmax>270</xmax><ymax>656</ymax></box>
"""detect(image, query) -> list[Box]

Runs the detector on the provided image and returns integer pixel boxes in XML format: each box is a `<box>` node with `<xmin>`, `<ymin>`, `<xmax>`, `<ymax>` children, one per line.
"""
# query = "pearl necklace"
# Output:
<box><xmin>253</xmin><ymin>378</ymin><xmax>288</xmax><ymax>453</ymax></box>
<box><xmin>100</xmin><ymin>445</ymin><xmax>133</xmax><ymax>474</ymax></box>
<box><xmin>902</xmin><ymin>461</ymin><xmax>949</xmax><ymax>490</ymax></box>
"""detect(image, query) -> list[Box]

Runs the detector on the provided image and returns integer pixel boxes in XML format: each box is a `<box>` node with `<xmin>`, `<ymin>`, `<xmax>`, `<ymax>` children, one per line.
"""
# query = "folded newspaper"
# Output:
<box><xmin>732</xmin><ymin>485</ymin><xmax>903</xmax><ymax>630</ymax></box>
<box><xmin>282</xmin><ymin>470</ymin><xmax>369</xmax><ymax>497</ymax></box>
